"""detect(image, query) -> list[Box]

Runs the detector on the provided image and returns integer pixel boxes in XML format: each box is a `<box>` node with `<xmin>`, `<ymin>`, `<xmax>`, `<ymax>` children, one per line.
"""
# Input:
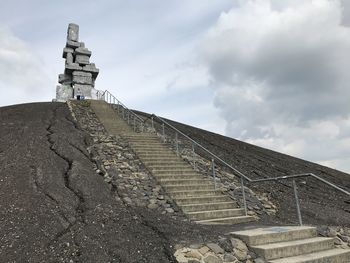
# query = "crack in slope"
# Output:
<box><xmin>29</xmin><ymin>165</ymin><xmax>71</xmax><ymax>227</ymax></box>
<box><xmin>45</xmin><ymin>105</ymin><xmax>87</xmax><ymax>250</ymax></box>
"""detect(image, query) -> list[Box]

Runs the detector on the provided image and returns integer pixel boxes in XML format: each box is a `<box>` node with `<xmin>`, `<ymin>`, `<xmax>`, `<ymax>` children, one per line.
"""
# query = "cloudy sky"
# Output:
<box><xmin>1</xmin><ymin>0</ymin><xmax>350</xmax><ymax>174</ymax></box>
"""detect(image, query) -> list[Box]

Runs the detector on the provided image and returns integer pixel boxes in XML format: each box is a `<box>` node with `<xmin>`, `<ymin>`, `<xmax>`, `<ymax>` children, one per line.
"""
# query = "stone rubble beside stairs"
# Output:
<box><xmin>88</xmin><ymin>99</ymin><xmax>255</xmax><ymax>225</ymax></box>
<box><xmin>68</xmin><ymin>100</ymin><xmax>182</xmax><ymax>216</ymax></box>
<box><xmin>68</xmin><ymin>100</ymin><xmax>350</xmax><ymax>263</ymax></box>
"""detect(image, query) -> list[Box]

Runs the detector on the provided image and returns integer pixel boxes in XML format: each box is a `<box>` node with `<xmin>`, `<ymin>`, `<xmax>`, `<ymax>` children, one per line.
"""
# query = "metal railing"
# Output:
<box><xmin>97</xmin><ymin>89</ymin><xmax>350</xmax><ymax>226</ymax></box>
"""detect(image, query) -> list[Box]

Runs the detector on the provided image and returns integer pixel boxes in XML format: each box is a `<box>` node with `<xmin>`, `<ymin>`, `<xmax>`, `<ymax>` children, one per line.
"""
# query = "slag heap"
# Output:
<box><xmin>56</xmin><ymin>23</ymin><xmax>99</xmax><ymax>101</ymax></box>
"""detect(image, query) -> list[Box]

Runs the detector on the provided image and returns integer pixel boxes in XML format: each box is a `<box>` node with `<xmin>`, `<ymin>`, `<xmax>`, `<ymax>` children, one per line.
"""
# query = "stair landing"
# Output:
<box><xmin>231</xmin><ymin>226</ymin><xmax>350</xmax><ymax>262</ymax></box>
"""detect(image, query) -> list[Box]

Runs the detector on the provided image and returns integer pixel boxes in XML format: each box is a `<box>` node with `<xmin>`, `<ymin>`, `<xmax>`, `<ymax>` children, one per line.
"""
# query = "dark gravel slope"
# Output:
<box><xmin>136</xmin><ymin>111</ymin><xmax>350</xmax><ymax>227</ymax></box>
<box><xmin>0</xmin><ymin>102</ymin><xmax>227</xmax><ymax>263</ymax></box>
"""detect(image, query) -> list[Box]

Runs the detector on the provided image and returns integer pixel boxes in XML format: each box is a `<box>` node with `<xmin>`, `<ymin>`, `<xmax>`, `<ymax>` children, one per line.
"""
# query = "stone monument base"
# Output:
<box><xmin>56</xmin><ymin>85</ymin><xmax>73</xmax><ymax>102</ymax></box>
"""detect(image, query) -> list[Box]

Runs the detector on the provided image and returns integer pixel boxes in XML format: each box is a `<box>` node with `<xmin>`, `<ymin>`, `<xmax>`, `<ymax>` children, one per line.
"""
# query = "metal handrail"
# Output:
<box><xmin>150</xmin><ymin>114</ymin><xmax>350</xmax><ymax>190</ymax></box>
<box><xmin>150</xmin><ymin>115</ymin><xmax>350</xmax><ymax>192</ymax></box>
<box><xmin>99</xmin><ymin>89</ymin><xmax>350</xmax><ymax>226</ymax></box>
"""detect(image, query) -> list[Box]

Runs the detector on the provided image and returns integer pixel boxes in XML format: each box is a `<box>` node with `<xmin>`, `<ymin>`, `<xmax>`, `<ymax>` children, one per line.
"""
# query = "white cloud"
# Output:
<box><xmin>0</xmin><ymin>25</ymin><xmax>53</xmax><ymax>106</ymax></box>
<box><xmin>200</xmin><ymin>0</ymin><xmax>350</xmax><ymax>173</ymax></box>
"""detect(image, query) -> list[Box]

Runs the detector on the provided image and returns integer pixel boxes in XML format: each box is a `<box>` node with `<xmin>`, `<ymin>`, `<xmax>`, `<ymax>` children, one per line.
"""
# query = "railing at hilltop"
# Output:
<box><xmin>97</xmin><ymin>89</ymin><xmax>350</xmax><ymax>226</ymax></box>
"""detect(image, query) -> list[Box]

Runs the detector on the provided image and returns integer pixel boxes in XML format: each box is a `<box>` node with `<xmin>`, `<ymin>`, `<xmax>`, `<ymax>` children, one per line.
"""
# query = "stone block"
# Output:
<box><xmin>62</xmin><ymin>47</ymin><xmax>74</xmax><ymax>58</ymax></box>
<box><xmin>207</xmin><ymin>243</ymin><xmax>224</xmax><ymax>254</ymax></box>
<box><xmin>72</xmin><ymin>71</ymin><xmax>92</xmax><ymax>85</ymax></box>
<box><xmin>74</xmin><ymin>84</ymin><xmax>92</xmax><ymax>98</ymax></box>
<box><xmin>66</xmin><ymin>53</ymin><xmax>73</xmax><ymax>64</ymax></box>
<box><xmin>67</xmin><ymin>23</ymin><xmax>79</xmax><ymax>41</ymax></box>
<box><xmin>75</xmin><ymin>54</ymin><xmax>90</xmax><ymax>65</ymax></box>
<box><xmin>75</xmin><ymin>47</ymin><xmax>91</xmax><ymax>57</ymax></box>
<box><xmin>58</xmin><ymin>73</ymin><xmax>72</xmax><ymax>84</ymax></box>
<box><xmin>82</xmin><ymin>63</ymin><xmax>99</xmax><ymax>78</ymax></box>
<box><xmin>56</xmin><ymin>85</ymin><xmax>73</xmax><ymax>102</ymax></box>
<box><xmin>66</xmin><ymin>40</ymin><xmax>80</xmax><ymax>49</ymax></box>
<box><xmin>65</xmin><ymin>63</ymin><xmax>82</xmax><ymax>73</ymax></box>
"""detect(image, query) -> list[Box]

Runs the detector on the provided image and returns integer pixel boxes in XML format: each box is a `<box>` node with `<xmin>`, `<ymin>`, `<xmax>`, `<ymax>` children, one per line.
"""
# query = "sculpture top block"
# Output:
<box><xmin>67</xmin><ymin>23</ymin><xmax>79</xmax><ymax>42</ymax></box>
<box><xmin>55</xmin><ymin>23</ymin><xmax>100</xmax><ymax>102</ymax></box>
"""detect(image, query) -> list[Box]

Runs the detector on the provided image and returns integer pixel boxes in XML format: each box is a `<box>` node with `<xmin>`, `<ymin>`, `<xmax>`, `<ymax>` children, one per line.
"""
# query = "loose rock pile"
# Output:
<box><xmin>318</xmin><ymin>226</ymin><xmax>350</xmax><ymax>249</ymax></box>
<box><xmin>174</xmin><ymin>236</ymin><xmax>264</xmax><ymax>263</ymax></box>
<box><xmin>56</xmin><ymin>23</ymin><xmax>99</xmax><ymax>102</ymax></box>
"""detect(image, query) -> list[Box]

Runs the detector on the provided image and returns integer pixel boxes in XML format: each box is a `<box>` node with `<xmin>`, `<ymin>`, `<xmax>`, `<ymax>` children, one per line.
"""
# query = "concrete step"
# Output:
<box><xmin>129</xmin><ymin>142</ymin><xmax>162</xmax><ymax>145</ymax></box>
<box><xmin>122</xmin><ymin>133</ymin><xmax>157</xmax><ymax>137</ymax></box>
<box><xmin>231</xmin><ymin>226</ymin><xmax>318</xmax><ymax>246</ymax></box>
<box><xmin>251</xmin><ymin>237</ymin><xmax>335</xmax><ymax>260</ymax></box>
<box><xmin>159</xmin><ymin>179</ymin><xmax>211</xmax><ymax>186</ymax></box>
<box><xmin>153</xmin><ymin>170</ymin><xmax>199</xmax><ymax>176</ymax></box>
<box><xmin>131</xmin><ymin>143</ymin><xmax>166</xmax><ymax>148</ymax></box>
<box><xmin>152</xmin><ymin>171</ymin><xmax>200</xmax><ymax>177</ymax></box>
<box><xmin>181</xmin><ymin>201</ymin><xmax>238</xmax><ymax>212</ymax></box>
<box><xmin>143</xmin><ymin>160</ymin><xmax>185</xmax><ymax>166</ymax></box>
<box><xmin>169</xmin><ymin>190</ymin><xmax>221</xmax><ymax>198</ymax></box>
<box><xmin>156</xmin><ymin>174</ymin><xmax>203</xmax><ymax>180</ymax></box>
<box><xmin>141</xmin><ymin>156</ymin><xmax>181</xmax><ymax>161</ymax></box>
<box><xmin>174</xmin><ymin>195</ymin><xmax>232</xmax><ymax>205</ymax></box>
<box><xmin>151</xmin><ymin>166</ymin><xmax>195</xmax><ymax>173</ymax></box>
<box><xmin>133</xmin><ymin>149</ymin><xmax>174</xmax><ymax>154</ymax></box>
<box><xmin>150</xmin><ymin>163</ymin><xmax>193</xmax><ymax>169</ymax></box>
<box><xmin>196</xmin><ymin>215</ymin><xmax>255</xmax><ymax>225</ymax></box>
<box><xmin>187</xmin><ymin>208</ymin><xmax>245</xmax><ymax>220</ymax></box>
<box><xmin>131</xmin><ymin>143</ymin><xmax>168</xmax><ymax>147</ymax></box>
<box><xmin>125</xmin><ymin>137</ymin><xmax>160</xmax><ymax>141</ymax></box>
<box><xmin>138</xmin><ymin>154</ymin><xmax>178</xmax><ymax>159</ymax></box>
<box><xmin>269</xmin><ymin>248</ymin><xmax>350</xmax><ymax>263</ymax></box>
<box><xmin>164</xmin><ymin>184</ymin><xmax>215</xmax><ymax>192</ymax></box>
<box><xmin>129</xmin><ymin>141</ymin><xmax>162</xmax><ymax>145</ymax></box>
<box><xmin>132</xmin><ymin>146</ymin><xmax>170</xmax><ymax>151</ymax></box>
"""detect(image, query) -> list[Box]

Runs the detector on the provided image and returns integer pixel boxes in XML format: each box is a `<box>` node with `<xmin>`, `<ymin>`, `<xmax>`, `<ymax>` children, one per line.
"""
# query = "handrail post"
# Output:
<box><xmin>162</xmin><ymin>123</ymin><xmax>165</xmax><ymax>143</ymax></box>
<box><xmin>122</xmin><ymin>107</ymin><xmax>125</xmax><ymax>120</ymax></box>
<box><xmin>293</xmin><ymin>180</ymin><xmax>303</xmax><ymax>226</ymax></box>
<box><xmin>175</xmin><ymin>132</ymin><xmax>179</xmax><ymax>156</ymax></box>
<box><xmin>212</xmin><ymin>159</ymin><xmax>216</xmax><ymax>189</ymax></box>
<box><xmin>141</xmin><ymin>121</ymin><xmax>144</xmax><ymax>133</ymax></box>
<box><xmin>117</xmin><ymin>101</ymin><xmax>120</xmax><ymax>115</ymax></box>
<box><xmin>240</xmin><ymin>177</ymin><xmax>248</xmax><ymax>216</ymax></box>
<box><xmin>127</xmin><ymin>111</ymin><xmax>130</xmax><ymax>124</ymax></box>
<box><xmin>192</xmin><ymin>143</ymin><xmax>196</xmax><ymax>169</ymax></box>
<box><xmin>133</xmin><ymin>116</ymin><xmax>136</xmax><ymax>132</ymax></box>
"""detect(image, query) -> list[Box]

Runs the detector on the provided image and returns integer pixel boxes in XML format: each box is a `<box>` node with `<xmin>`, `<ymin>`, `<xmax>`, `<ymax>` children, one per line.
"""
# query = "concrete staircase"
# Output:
<box><xmin>90</xmin><ymin>100</ymin><xmax>254</xmax><ymax>224</ymax></box>
<box><xmin>231</xmin><ymin>226</ymin><xmax>350</xmax><ymax>262</ymax></box>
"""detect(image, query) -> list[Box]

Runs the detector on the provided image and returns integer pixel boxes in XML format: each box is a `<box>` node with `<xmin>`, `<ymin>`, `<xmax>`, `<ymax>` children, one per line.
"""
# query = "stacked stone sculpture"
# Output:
<box><xmin>56</xmin><ymin>23</ymin><xmax>99</xmax><ymax>102</ymax></box>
